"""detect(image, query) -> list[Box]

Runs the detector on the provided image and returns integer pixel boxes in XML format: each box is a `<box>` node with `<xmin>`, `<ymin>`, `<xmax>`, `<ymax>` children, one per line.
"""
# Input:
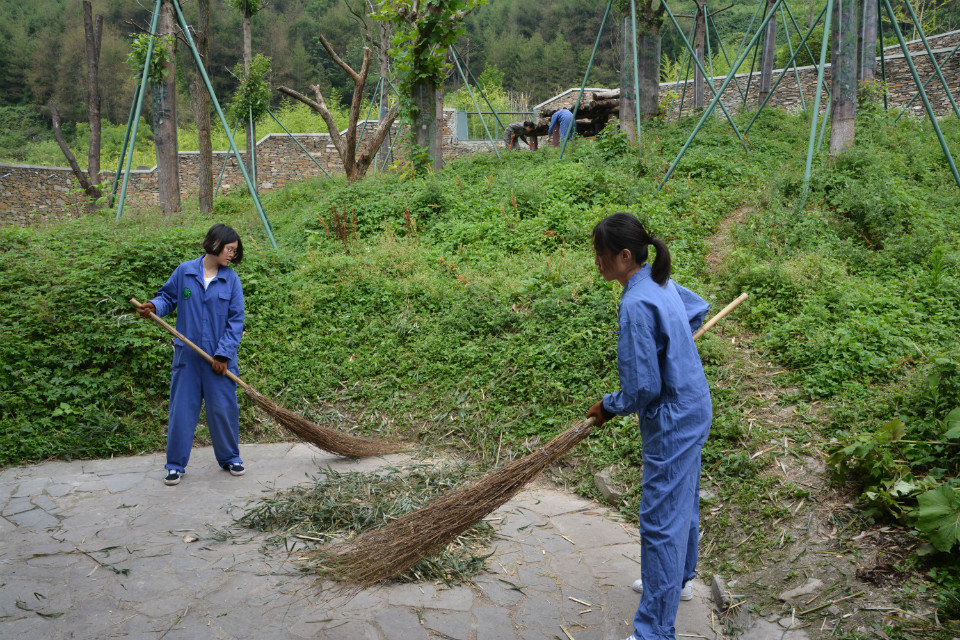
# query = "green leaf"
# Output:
<box><xmin>879</xmin><ymin>418</ymin><xmax>906</xmax><ymax>443</ymax></box>
<box><xmin>912</xmin><ymin>484</ymin><xmax>960</xmax><ymax>552</ymax></box>
<box><xmin>944</xmin><ymin>408</ymin><xmax>960</xmax><ymax>440</ymax></box>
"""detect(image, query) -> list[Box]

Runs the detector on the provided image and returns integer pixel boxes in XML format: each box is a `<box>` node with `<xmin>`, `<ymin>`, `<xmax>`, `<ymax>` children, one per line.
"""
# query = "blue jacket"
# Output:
<box><xmin>548</xmin><ymin>109</ymin><xmax>574</xmax><ymax>137</ymax></box>
<box><xmin>150</xmin><ymin>255</ymin><xmax>245</xmax><ymax>363</ymax></box>
<box><xmin>602</xmin><ymin>265</ymin><xmax>710</xmax><ymax>417</ymax></box>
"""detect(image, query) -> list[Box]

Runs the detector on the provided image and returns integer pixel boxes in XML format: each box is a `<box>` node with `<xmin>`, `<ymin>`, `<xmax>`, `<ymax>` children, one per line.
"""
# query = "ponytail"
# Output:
<box><xmin>592</xmin><ymin>212</ymin><xmax>671</xmax><ymax>286</ymax></box>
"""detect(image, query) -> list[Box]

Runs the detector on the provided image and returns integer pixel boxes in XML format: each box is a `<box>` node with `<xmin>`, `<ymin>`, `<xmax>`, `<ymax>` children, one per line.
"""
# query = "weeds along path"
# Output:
<box><xmin>700</xmin><ymin>208</ymin><xmax>940</xmax><ymax>640</ymax></box>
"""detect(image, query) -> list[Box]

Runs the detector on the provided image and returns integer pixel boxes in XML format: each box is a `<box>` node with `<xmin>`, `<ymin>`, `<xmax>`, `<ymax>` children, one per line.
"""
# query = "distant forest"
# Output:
<box><xmin>1</xmin><ymin>0</ymin><xmax>958</xmax><ymax>131</ymax></box>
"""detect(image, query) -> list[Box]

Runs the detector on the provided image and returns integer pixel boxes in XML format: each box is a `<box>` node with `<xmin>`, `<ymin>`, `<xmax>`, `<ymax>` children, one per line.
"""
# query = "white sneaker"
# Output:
<box><xmin>631</xmin><ymin>578</ymin><xmax>694</xmax><ymax>601</ymax></box>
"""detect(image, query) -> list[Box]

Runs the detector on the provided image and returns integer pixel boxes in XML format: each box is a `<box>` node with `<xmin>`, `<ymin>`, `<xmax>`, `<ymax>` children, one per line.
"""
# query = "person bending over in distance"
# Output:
<box><xmin>547</xmin><ymin>108</ymin><xmax>574</xmax><ymax>147</ymax></box>
<box><xmin>585</xmin><ymin>212</ymin><xmax>712</xmax><ymax>640</ymax></box>
<box><xmin>137</xmin><ymin>223</ymin><xmax>247</xmax><ymax>486</ymax></box>
<box><xmin>503</xmin><ymin>120</ymin><xmax>538</xmax><ymax>150</ymax></box>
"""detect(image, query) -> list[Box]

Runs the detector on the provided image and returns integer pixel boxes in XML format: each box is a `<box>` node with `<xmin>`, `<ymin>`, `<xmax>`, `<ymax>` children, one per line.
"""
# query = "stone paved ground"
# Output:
<box><xmin>1</xmin><ymin>443</ymin><xmax>722</xmax><ymax>640</ymax></box>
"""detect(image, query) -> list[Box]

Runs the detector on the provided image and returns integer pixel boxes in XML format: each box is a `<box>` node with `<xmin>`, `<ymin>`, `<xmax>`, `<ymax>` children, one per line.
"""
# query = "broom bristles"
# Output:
<box><xmin>307</xmin><ymin>419</ymin><xmax>595</xmax><ymax>586</ymax></box>
<box><xmin>242</xmin><ymin>387</ymin><xmax>399</xmax><ymax>458</ymax></box>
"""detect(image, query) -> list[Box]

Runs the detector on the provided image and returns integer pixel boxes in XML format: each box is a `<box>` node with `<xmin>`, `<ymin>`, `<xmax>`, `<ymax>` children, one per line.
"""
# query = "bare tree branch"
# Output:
<box><xmin>48</xmin><ymin>100</ymin><xmax>101</xmax><ymax>198</ymax></box>
<box><xmin>318</xmin><ymin>33</ymin><xmax>361</xmax><ymax>82</ymax></box>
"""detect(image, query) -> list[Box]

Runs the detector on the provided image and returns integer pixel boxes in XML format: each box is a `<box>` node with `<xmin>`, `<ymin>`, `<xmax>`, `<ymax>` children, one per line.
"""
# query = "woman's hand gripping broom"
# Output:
<box><xmin>306</xmin><ymin>293</ymin><xmax>749</xmax><ymax>587</ymax></box>
<box><xmin>131</xmin><ymin>299</ymin><xmax>399</xmax><ymax>458</ymax></box>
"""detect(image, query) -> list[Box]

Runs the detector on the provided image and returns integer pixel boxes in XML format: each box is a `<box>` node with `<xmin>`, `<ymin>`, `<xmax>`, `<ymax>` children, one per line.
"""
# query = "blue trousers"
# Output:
<box><xmin>633</xmin><ymin>395</ymin><xmax>712</xmax><ymax>640</ymax></box>
<box><xmin>165</xmin><ymin>346</ymin><xmax>242</xmax><ymax>473</ymax></box>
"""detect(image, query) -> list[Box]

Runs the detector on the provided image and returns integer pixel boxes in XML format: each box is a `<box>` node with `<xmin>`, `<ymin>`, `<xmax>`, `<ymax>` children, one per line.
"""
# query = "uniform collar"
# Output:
<box><xmin>623</xmin><ymin>264</ymin><xmax>651</xmax><ymax>293</ymax></box>
<box><xmin>184</xmin><ymin>255</ymin><xmax>227</xmax><ymax>281</ymax></box>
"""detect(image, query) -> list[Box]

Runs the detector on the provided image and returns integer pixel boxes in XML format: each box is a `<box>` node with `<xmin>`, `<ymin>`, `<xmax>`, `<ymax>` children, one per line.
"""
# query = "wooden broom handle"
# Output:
<box><xmin>131</xmin><ymin>298</ymin><xmax>249</xmax><ymax>389</ymax></box>
<box><xmin>693</xmin><ymin>292</ymin><xmax>748</xmax><ymax>340</ymax></box>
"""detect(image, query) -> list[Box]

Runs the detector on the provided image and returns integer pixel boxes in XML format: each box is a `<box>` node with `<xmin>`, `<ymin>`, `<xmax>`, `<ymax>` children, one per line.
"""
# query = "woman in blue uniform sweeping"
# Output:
<box><xmin>585</xmin><ymin>212</ymin><xmax>712</xmax><ymax>640</ymax></box>
<box><xmin>137</xmin><ymin>224</ymin><xmax>246</xmax><ymax>486</ymax></box>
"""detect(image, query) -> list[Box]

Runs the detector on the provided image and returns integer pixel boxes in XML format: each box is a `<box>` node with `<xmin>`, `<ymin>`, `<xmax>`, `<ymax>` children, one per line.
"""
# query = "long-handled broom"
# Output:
<box><xmin>307</xmin><ymin>293</ymin><xmax>749</xmax><ymax>586</ymax></box>
<box><xmin>130</xmin><ymin>298</ymin><xmax>399</xmax><ymax>458</ymax></box>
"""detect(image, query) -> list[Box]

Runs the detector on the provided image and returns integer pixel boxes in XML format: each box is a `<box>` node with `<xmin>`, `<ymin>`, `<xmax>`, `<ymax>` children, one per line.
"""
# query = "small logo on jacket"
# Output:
<box><xmin>183</xmin><ymin>287</ymin><xmax>191</xmax><ymax>299</ymax></box>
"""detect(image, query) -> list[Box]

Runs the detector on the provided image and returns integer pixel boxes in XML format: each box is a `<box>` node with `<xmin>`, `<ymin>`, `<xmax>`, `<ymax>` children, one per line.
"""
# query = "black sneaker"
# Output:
<box><xmin>163</xmin><ymin>470</ymin><xmax>183</xmax><ymax>485</ymax></box>
<box><xmin>223</xmin><ymin>463</ymin><xmax>245</xmax><ymax>476</ymax></box>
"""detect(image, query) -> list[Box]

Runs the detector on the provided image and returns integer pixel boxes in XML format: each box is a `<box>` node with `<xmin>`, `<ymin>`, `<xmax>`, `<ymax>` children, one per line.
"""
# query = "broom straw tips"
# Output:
<box><xmin>311</xmin><ymin>293</ymin><xmax>747</xmax><ymax>586</ymax></box>
<box><xmin>129</xmin><ymin>298</ymin><xmax>400</xmax><ymax>458</ymax></box>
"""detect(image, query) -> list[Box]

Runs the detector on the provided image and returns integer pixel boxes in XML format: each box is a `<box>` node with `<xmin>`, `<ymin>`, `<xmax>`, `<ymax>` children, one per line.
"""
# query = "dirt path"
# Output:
<box><xmin>700</xmin><ymin>207</ymin><xmax>943</xmax><ymax>639</ymax></box>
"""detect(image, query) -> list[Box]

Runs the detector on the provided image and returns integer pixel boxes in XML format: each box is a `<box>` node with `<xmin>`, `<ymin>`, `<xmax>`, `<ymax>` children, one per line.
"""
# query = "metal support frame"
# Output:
<box><xmin>116</xmin><ymin>0</ymin><xmax>162</xmax><ymax>220</ymax></box>
<box><xmin>449</xmin><ymin>46</ymin><xmax>501</xmax><ymax>158</ymax></box>
<box><xmin>781</xmin><ymin>0</ymin><xmax>831</xmax><ymax>101</ymax></box>
<box><xmin>708</xmin><ymin>12</ymin><xmax>747</xmax><ymax>103</ymax></box>
<box><xmin>744</xmin><ymin>3</ymin><xmax>827</xmax><ymax>134</ymax></box>
<box><xmin>248</xmin><ymin>105</ymin><xmax>257</xmax><ymax>193</ymax></box>
<box><xmin>895</xmin><ymin>38</ymin><xmax>960</xmax><ymax>122</ymax></box>
<box><xmin>798</xmin><ymin>0</ymin><xmax>834</xmax><ymax>206</ymax></box>
<box><xmin>214</xmin><ymin>118</ymin><xmax>240</xmax><ymax>197</ymax></box>
<box><xmin>662</xmin><ymin>0</ymin><xmax>750</xmax><ymax>150</ymax></box>
<box><xmin>268</xmin><ymin>109</ymin><xmax>333</xmax><ymax>178</ymax></box>
<box><xmin>675</xmin><ymin>18</ymin><xmax>698</xmax><ymax>122</ymax></box>
<box><xmin>880</xmin><ymin>0</ymin><xmax>960</xmax><ymax>189</ymax></box>
<box><xmin>899</xmin><ymin>0</ymin><xmax>960</xmax><ymax>121</ymax></box>
<box><xmin>559</xmin><ymin>0</ymin><xmax>615</xmax><ymax>161</ymax></box>
<box><xmin>171</xmin><ymin>0</ymin><xmax>277</xmax><ymax>249</ymax></box>
<box><xmin>657</xmin><ymin>0</ymin><xmax>784</xmax><ymax>192</ymax></box>
<box><xmin>780</xmin><ymin>3</ymin><xmax>805</xmax><ymax>112</ymax></box>
<box><xmin>109</xmin><ymin>82</ymin><xmax>143</xmax><ymax>208</ymax></box>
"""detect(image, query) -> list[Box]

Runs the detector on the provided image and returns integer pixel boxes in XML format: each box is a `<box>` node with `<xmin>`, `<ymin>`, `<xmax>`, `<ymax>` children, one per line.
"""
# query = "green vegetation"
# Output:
<box><xmin>2</xmin><ymin>101</ymin><xmax>960</xmax><ymax>631</ymax></box>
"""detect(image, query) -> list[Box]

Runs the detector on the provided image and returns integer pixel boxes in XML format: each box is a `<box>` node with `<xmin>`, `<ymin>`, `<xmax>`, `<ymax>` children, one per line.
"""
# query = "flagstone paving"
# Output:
<box><xmin>1</xmin><ymin>442</ymin><xmax>747</xmax><ymax>640</ymax></box>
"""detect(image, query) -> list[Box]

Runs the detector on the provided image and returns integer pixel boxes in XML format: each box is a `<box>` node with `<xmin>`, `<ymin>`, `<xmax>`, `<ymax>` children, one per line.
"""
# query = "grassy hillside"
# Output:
<box><xmin>2</xmin><ymin>105</ymin><xmax>959</xmax><ymax>635</ymax></box>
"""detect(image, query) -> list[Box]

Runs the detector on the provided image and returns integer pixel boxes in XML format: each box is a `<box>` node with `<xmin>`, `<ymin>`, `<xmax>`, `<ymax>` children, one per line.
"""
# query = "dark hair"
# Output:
<box><xmin>203</xmin><ymin>223</ymin><xmax>243</xmax><ymax>264</ymax></box>
<box><xmin>592</xmin><ymin>212</ymin><xmax>671</xmax><ymax>285</ymax></box>
<box><xmin>523</xmin><ymin>121</ymin><xmax>535</xmax><ymax>128</ymax></box>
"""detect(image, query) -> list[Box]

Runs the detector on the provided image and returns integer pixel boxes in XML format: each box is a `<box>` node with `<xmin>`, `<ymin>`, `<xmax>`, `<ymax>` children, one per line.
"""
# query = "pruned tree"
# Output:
<box><xmin>277</xmin><ymin>34</ymin><xmax>398</xmax><ymax>184</ymax></box>
<box><xmin>830</xmin><ymin>0</ymin><xmax>859</xmax><ymax>154</ymax></box>
<box><xmin>153</xmin><ymin>0</ymin><xmax>181</xmax><ymax>213</ymax></box>
<box><xmin>758</xmin><ymin>0</ymin><xmax>779</xmax><ymax>105</ymax></box>
<box><xmin>49</xmin><ymin>0</ymin><xmax>103</xmax><ymax>202</ymax></box>
<box><xmin>373</xmin><ymin>0</ymin><xmax>486</xmax><ymax>173</ymax></box>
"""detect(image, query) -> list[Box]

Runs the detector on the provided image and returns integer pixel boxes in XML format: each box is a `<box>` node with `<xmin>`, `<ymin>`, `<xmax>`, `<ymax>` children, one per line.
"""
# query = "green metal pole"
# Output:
<box><xmin>559</xmin><ymin>0</ymin><xmax>615</xmax><ymax>161</ymax></box>
<box><xmin>214</xmin><ymin>118</ymin><xmax>240</xmax><ymax>197</ymax></box>
<box><xmin>675</xmin><ymin>18</ymin><xmax>698</xmax><ymax>123</ymax></box>
<box><xmin>817</xmin><ymin>99</ymin><xmax>830</xmax><ymax>150</ymax></box>
<box><xmin>657</xmin><ymin>0</ymin><xmax>784</xmax><ymax>192</ymax></box>
<box><xmin>661</xmin><ymin>1</ymin><xmax>750</xmax><ymax>150</ymax></box>
<box><xmin>782</xmin><ymin>0</ymin><xmax>832</xmax><ymax>99</ymax></box>
<box><xmin>743</xmin><ymin>33</ymin><xmax>761</xmax><ymax>107</ymax></box>
<box><xmin>780</xmin><ymin>3</ymin><xmax>805</xmax><ymax>112</ymax></box>
<box><xmin>708</xmin><ymin>12</ymin><xmax>748</xmax><ymax>103</ymax></box>
<box><xmin>798</xmin><ymin>0</ymin><xmax>835</xmax><ymax>207</ymax></box>
<box><xmin>109</xmin><ymin>82</ymin><xmax>142</xmax><ymax>208</ymax></box>
<box><xmin>451</xmin><ymin>44</ymin><xmax>506</xmax><ymax>130</ymax></box>
<box><xmin>248</xmin><ymin>105</ymin><xmax>257</xmax><ymax>194</ymax></box>
<box><xmin>378</xmin><ymin>130</ymin><xmax>397</xmax><ymax>174</ymax></box>
<box><xmin>878</xmin><ymin>0</ymin><xmax>888</xmax><ymax>109</ymax></box>
<box><xmin>895</xmin><ymin>40</ymin><xmax>959</xmax><ymax>121</ymax></box>
<box><xmin>881</xmin><ymin>0</ymin><xmax>960</xmax><ymax>189</ymax></box>
<box><xmin>171</xmin><ymin>0</ymin><xmax>277</xmax><ymax>250</ymax></box>
<box><xmin>268</xmin><ymin>109</ymin><xmax>333</xmax><ymax>178</ymax></box>
<box><xmin>355</xmin><ymin>77</ymin><xmax>382</xmax><ymax>153</ymax></box>
<box><xmin>449</xmin><ymin>46</ymin><xmax>501</xmax><ymax>158</ymax></box>
<box><xmin>630</xmin><ymin>0</ymin><xmax>643</xmax><ymax>155</ymax></box>
<box><xmin>897</xmin><ymin>0</ymin><xmax>960</xmax><ymax>121</ymax></box>
<box><xmin>116</xmin><ymin>0</ymin><xmax>163</xmax><ymax>221</ymax></box>
<box><xmin>732</xmin><ymin>0</ymin><xmax>765</xmax><ymax>68</ymax></box>
<box><xmin>744</xmin><ymin>3</ymin><xmax>827</xmax><ymax>134</ymax></box>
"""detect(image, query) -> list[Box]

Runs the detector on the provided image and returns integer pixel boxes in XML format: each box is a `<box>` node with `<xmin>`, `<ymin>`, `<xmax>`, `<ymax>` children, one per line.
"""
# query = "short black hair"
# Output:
<box><xmin>523</xmin><ymin>121</ymin><xmax>535</xmax><ymax>128</ymax></box>
<box><xmin>203</xmin><ymin>223</ymin><xmax>243</xmax><ymax>264</ymax></box>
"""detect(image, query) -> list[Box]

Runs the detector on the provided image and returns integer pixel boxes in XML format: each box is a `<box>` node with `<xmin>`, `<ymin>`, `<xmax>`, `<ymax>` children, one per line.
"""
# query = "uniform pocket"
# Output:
<box><xmin>216</xmin><ymin>290</ymin><xmax>231</xmax><ymax>318</ymax></box>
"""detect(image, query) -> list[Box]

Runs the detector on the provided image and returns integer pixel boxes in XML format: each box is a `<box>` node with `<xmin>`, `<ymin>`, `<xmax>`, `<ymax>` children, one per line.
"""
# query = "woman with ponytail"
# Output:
<box><xmin>585</xmin><ymin>212</ymin><xmax>712</xmax><ymax>640</ymax></box>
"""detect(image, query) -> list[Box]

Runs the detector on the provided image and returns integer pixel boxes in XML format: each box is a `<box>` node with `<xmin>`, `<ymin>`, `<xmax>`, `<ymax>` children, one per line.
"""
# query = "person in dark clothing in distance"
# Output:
<box><xmin>503</xmin><ymin>121</ymin><xmax>537</xmax><ymax>150</ymax></box>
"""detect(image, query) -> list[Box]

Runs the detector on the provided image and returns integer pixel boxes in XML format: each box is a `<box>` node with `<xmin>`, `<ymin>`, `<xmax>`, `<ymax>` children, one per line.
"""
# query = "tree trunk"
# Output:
<box><xmin>638</xmin><ymin>35</ymin><xmax>661</xmax><ymax>120</ymax></box>
<box><xmin>242</xmin><ymin>3</ymin><xmax>255</xmax><ymax>189</ymax></box>
<box><xmin>693</xmin><ymin>1</ymin><xmax>706</xmax><ymax>109</ymax></box>
<box><xmin>859</xmin><ymin>0</ymin><xmax>878</xmax><ymax>82</ymax></box>
<box><xmin>377</xmin><ymin>18</ymin><xmax>392</xmax><ymax>169</ymax></box>
<box><xmin>153</xmin><ymin>0</ymin><xmax>181</xmax><ymax>213</ymax></box>
<box><xmin>758</xmin><ymin>0</ymin><xmax>779</xmax><ymax>104</ymax></box>
<box><xmin>412</xmin><ymin>81</ymin><xmax>442</xmax><ymax>171</ymax></box>
<box><xmin>49</xmin><ymin>100</ymin><xmax>100</xmax><ymax>199</ymax></box>
<box><xmin>830</xmin><ymin>0</ymin><xmax>859</xmax><ymax>155</ymax></box>
<box><xmin>83</xmin><ymin>1</ymin><xmax>103</xmax><ymax>190</ymax></box>
<box><xmin>191</xmin><ymin>0</ymin><xmax>213</xmax><ymax>214</ymax></box>
<box><xmin>620</xmin><ymin>16</ymin><xmax>637</xmax><ymax>143</ymax></box>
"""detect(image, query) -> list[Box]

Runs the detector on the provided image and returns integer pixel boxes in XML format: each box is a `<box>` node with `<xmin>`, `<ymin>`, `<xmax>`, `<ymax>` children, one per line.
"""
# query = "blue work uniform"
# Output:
<box><xmin>548</xmin><ymin>109</ymin><xmax>575</xmax><ymax>140</ymax></box>
<box><xmin>602</xmin><ymin>265</ymin><xmax>711</xmax><ymax>640</ymax></box>
<box><xmin>150</xmin><ymin>255</ymin><xmax>245</xmax><ymax>474</ymax></box>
